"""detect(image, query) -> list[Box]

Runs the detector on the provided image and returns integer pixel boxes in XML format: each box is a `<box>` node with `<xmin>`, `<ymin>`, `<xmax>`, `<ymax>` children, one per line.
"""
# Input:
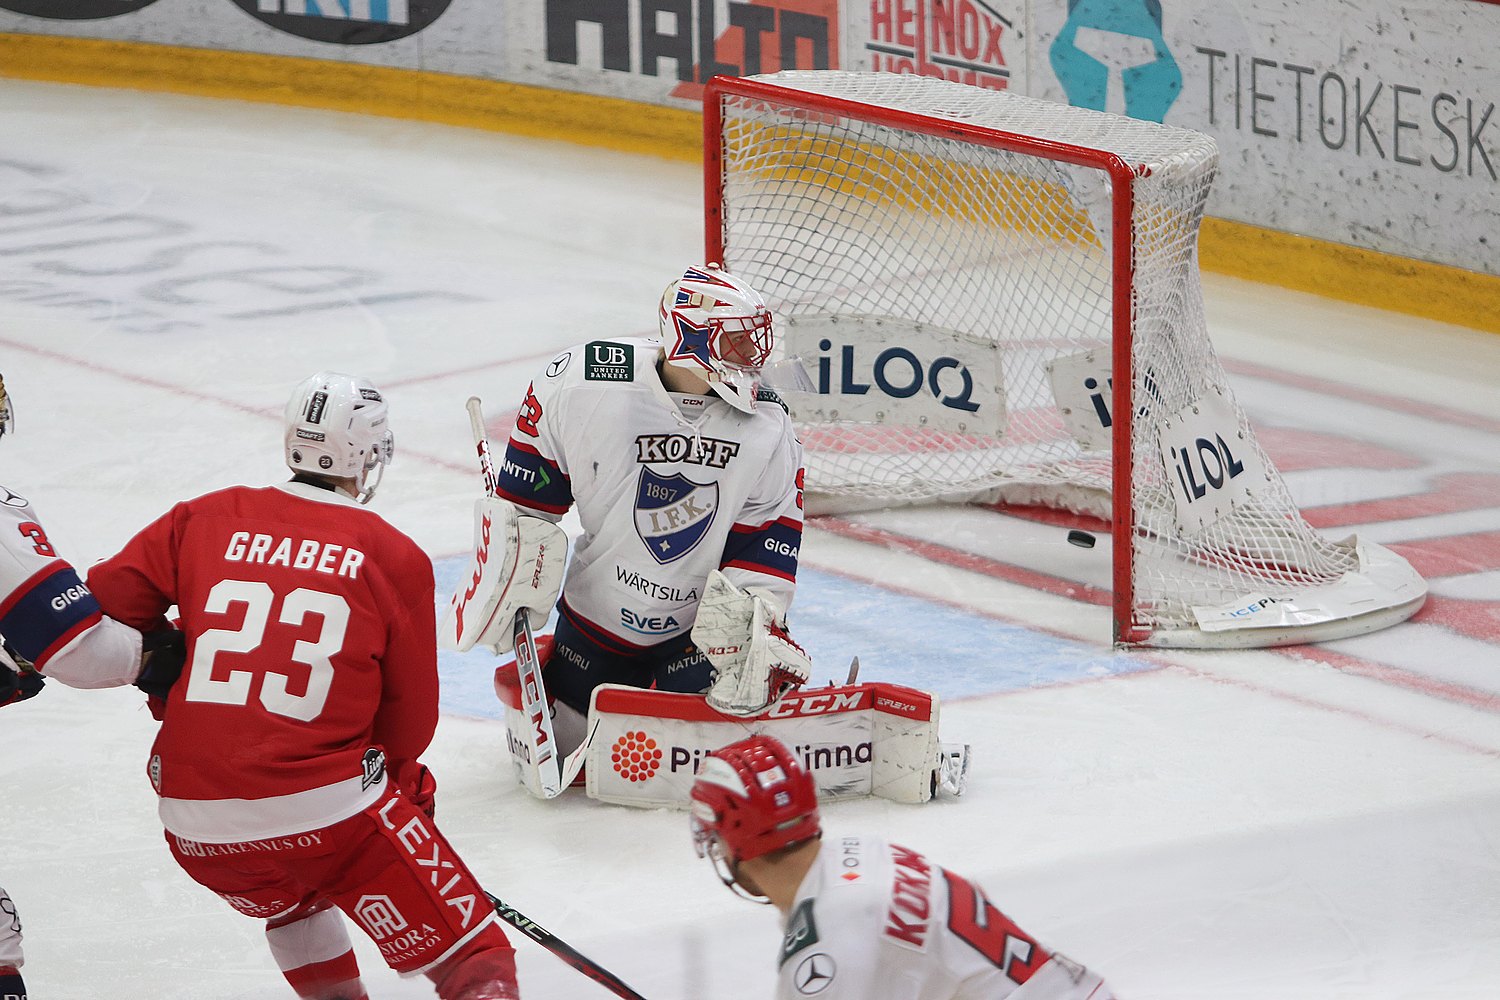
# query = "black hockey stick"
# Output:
<box><xmin>487</xmin><ymin>892</ymin><xmax>649</xmax><ymax>1000</ymax></box>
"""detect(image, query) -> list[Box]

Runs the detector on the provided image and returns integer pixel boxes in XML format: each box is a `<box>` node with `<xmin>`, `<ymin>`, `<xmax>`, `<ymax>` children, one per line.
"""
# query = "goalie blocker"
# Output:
<box><xmin>495</xmin><ymin>676</ymin><xmax>969</xmax><ymax>806</ymax></box>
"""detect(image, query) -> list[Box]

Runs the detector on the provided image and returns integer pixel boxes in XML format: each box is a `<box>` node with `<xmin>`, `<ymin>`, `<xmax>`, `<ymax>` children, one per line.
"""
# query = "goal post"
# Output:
<box><xmin>703</xmin><ymin>70</ymin><xmax>1426</xmax><ymax>648</ymax></box>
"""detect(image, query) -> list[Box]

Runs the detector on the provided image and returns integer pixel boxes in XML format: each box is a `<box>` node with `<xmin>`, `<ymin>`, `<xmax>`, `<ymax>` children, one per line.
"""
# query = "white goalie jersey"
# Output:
<box><xmin>491</xmin><ymin>338</ymin><xmax>804</xmax><ymax>649</ymax></box>
<box><xmin>777</xmin><ymin>836</ymin><xmax>1114</xmax><ymax>1000</ymax></box>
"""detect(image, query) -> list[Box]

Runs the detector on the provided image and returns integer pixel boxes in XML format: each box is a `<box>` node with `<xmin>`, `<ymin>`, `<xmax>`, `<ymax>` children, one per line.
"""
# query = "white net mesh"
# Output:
<box><xmin>711</xmin><ymin>71</ymin><xmax>1420</xmax><ymax>643</ymax></box>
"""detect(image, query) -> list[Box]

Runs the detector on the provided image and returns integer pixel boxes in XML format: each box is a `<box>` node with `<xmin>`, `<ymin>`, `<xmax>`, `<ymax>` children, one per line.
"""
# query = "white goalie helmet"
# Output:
<box><xmin>284</xmin><ymin>371</ymin><xmax>395</xmax><ymax>504</ymax></box>
<box><xmin>658</xmin><ymin>263</ymin><xmax>775</xmax><ymax>413</ymax></box>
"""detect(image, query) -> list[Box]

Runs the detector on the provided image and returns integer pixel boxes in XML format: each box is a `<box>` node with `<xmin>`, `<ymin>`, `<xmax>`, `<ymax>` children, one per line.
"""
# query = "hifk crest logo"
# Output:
<box><xmin>865</xmin><ymin>0</ymin><xmax>1014</xmax><ymax>90</ymax></box>
<box><xmin>634</xmin><ymin>469</ymin><xmax>718</xmax><ymax>564</ymax></box>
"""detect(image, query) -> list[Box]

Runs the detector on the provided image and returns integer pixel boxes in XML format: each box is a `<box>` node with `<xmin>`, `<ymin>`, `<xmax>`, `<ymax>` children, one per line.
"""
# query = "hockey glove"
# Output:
<box><xmin>135</xmin><ymin>627</ymin><xmax>187</xmax><ymax>699</ymax></box>
<box><xmin>0</xmin><ymin>664</ymin><xmax>44</xmax><ymax>708</ymax></box>
<box><xmin>397</xmin><ymin>760</ymin><xmax>438</xmax><ymax>819</ymax></box>
<box><xmin>694</xmin><ymin>570</ymin><xmax>811</xmax><ymax>717</ymax></box>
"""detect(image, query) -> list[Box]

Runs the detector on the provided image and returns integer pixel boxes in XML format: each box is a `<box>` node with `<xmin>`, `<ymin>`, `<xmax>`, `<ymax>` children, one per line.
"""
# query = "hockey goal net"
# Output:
<box><xmin>704</xmin><ymin>71</ymin><xmax>1425</xmax><ymax>648</ymax></box>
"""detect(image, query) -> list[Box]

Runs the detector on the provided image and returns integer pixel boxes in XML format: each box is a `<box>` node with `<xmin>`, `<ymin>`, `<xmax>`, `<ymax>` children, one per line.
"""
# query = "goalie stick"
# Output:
<box><xmin>488</xmin><ymin>892</ymin><xmax>650</xmax><ymax>1000</ymax></box>
<box><xmin>465</xmin><ymin>397</ymin><xmax>597</xmax><ymax>798</ymax></box>
<box><xmin>467</xmin><ymin>396</ymin><xmax>564</xmax><ymax>798</ymax></box>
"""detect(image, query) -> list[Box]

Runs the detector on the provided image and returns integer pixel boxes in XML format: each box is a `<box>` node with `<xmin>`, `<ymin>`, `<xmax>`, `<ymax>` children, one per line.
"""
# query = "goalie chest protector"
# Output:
<box><xmin>493</xmin><ymin>338</ymin><xmax>804</xmax><ymax>649</ymax></box>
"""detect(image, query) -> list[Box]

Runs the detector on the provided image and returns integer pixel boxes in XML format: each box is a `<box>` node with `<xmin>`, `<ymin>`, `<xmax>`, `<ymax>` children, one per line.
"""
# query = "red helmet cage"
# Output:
<box><xmin>690</xmin><ymin>735</ymin><xmax>821</xmax><ymax>866</ymax></box>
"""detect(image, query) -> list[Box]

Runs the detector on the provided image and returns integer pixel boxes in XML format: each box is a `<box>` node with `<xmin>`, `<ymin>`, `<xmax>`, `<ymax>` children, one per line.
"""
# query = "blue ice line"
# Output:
<box><xmin>432</xmin><ymin>557</ymin><xmax>1156</xmax><ymax>721</ymax></box>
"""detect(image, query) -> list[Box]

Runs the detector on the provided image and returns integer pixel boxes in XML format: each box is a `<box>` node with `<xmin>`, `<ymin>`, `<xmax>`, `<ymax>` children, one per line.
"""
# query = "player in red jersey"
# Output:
<box><xmin>88</xmin><ymin>372</ymin><xmax>520</xmax><ymax>1000</ymax></box>
<box><xmin>690</xmin><ymin>735</ymin><xmax>1116</xmax><ymax>1000</ymax></box>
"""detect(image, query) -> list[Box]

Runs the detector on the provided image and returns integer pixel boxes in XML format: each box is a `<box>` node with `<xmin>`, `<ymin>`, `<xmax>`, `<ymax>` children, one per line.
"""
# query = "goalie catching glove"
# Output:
<box><xmin>693</xmin><ymin>570</ymin><xmax>811</xmax><ymax>716</ymax></box>
<box><xmin>445</xmin><ymin>497</ymin><xmax>568</xmax><ymax>653</ymax></box>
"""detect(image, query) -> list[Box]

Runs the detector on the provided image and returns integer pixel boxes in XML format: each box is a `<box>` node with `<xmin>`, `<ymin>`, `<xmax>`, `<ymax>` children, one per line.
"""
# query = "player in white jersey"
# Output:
<box><xmin>454</xmin><ymin>264</ymin><xmax>812</xmax><ymax>755</ymax></box>
<box><xmin>0</xmin><ymin>372</ymin><xmax>187</xmax><ymax>1000</ymax></box>
<box><xmin>0</xmin><ymin>884</ymin><xmax>23</xmax><ymax>1000</ymax></box>
<box><xmin>690</xmin><ymin>735</ymin><xmax>1116</xmax><ymax>1000</ymax></box>
<box><xmin>0</xmin><ymin>377</ymin><xmax>183</xmax><ymax>705</ymax></box>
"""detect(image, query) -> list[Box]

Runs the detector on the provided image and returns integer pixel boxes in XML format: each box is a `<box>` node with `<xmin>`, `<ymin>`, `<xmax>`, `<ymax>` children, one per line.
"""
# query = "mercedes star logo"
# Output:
<box><xmin>793</xmin><ymin>952</ymin><xmax>837</xmax><ymax>995</ymax></box>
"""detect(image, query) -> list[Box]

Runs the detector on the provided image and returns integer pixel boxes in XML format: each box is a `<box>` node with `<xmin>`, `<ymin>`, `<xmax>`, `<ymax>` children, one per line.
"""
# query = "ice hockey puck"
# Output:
<box><xmin>1067</xmin><ymin>529</ymin><xmax>1097</xmax><ymax>548</ymax></box>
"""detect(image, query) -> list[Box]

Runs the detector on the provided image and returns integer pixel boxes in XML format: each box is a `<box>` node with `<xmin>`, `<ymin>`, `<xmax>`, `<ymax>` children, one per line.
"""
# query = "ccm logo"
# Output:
<box><xmin>765</xmin><ymin>691</ymin><xmax>865</xmax><ymax>718</ymax></box>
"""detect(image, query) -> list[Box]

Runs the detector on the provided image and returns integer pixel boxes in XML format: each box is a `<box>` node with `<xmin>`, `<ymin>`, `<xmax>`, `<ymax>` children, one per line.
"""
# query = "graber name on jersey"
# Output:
<box><xmin>224</xmin><ymin>531</ymin><xmax>365</xmax><ymax>579</ymax></box>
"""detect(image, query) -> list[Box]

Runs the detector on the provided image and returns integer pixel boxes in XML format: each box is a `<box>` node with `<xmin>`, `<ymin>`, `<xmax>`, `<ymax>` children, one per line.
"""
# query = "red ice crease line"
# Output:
<box><xmin>380</xmin><ymin>345</ymin><xmax>569</xmax><ymax>389</ymax></box>
<box><xmin>1251</xmin><ymin>425</ymin><xmax>1422</xmax><ymax>474</ymax></box>
<box><xmin>803</xmin><ymin>541</ymin><xmax>1500</xmax><ymax>760</ymax></box>
<box><xmin>1301</xmin><ymin>473</ymin><xmax>1500</xmax><ymax>530</ymax></box>
<box><xmin>1387</xmin><ymin>533</ymin><xmax>1500</xmax><ymax>578</ymax></box>
<box><xmin>1222</xmin><ymin>357</ymin><xmax>1500</xmax><ymax>435</ymax></box>
<box><xmin>1152</xmin><ymin>658</ymin><xmax>1500</xmax><ymax>760</ymax></box>
<box><xmin>1278</xmin><ymin>640</ymin><xmax>1500</xmax><ymax>715</ymax></box>
<box><xmin>812</xmin><ymin>515</ymin><xmax>1500</xmax><ymax>715</ymax></box>
<box><xmin>1405</xmin><ymin>594</ymin><xmax>1500</xmax><ymax>647</ymax></box>
<box><xmin>811</xmin><ymin>515</ymin><xmax>1113</xmax><ymax>607</ymax></box>
<box><xmin>0</xmin><ymin>334</ymin><xmax>476</xmax><ymax>476</ymax></box>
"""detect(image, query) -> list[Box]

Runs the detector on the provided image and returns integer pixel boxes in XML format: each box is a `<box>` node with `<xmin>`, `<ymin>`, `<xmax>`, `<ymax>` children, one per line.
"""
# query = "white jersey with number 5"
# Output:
<box><xmin>777</xmin><ymin>836</ymin><xmax>1114</xmax><ymax>1000</ymax></box>
<box><xmin>492</xmin><ymin>338</ymin><xmax>804</xmax><ymax>649</ymax></box>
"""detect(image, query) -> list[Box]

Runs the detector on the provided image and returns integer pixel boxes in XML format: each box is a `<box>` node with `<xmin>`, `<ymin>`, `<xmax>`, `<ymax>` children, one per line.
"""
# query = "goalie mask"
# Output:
<box><xmin>658</xmin><ymin>263</ymin><xmax>774</xmax><ymax>414</ymax></box>
<box><xmin>690</xmin><ymin>735</ymin><xmax>821</xmax><ymax>902</ymax></box>
<box><xmin>284</xmin><ymin>371</ymin><xmax>395</xmax><ymax>504</ymax></box>
<box><xmin>0</xmin><ymin>373</ymin><xmax>12</xmax><ymax>443</ymax></box>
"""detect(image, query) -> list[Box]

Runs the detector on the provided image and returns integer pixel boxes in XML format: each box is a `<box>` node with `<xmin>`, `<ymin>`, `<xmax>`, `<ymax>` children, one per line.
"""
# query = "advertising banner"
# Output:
<box><xmin>1025</xmin><ymin>0</ymin><xmax>1500</xmax><ymax>273</ymax></box>
<box><xmin>0</xmin><ymin>0</ymin><xmax>1495</xmax><ymax>274</ymax></box>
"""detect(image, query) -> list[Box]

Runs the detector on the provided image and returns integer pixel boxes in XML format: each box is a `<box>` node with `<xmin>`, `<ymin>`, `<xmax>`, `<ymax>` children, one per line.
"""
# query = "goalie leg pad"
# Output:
<box><xmin>445</xmin><ymin>498</ymin><xmax>567</xmax><ymax>653</ymax></box>
<box><xmin>583</xmin><ymin>681</ymin><xmax>945</xmax><ymax>807</ymax></box>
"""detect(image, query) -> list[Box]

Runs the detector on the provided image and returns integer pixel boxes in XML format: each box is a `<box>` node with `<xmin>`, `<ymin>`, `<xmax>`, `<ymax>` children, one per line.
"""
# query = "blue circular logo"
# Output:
<box><xmin>230</xmin><ymin>0</ymin><xmax>453</xmax><ymax>45</ymax></box>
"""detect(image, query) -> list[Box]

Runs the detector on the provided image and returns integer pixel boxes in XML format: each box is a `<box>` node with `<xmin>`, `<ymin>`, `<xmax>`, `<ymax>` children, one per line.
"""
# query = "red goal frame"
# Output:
<box><xmin>703</xmin><ymin>73</ymin><xmax>1153</xmax><ymax>643</ymax></box>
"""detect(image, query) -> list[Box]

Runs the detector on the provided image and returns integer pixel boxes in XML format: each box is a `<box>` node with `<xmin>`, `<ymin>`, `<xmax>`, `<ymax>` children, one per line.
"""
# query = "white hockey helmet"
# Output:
<box><xmin>0</xmin><ymin>373</ymin><xmax>12</xmax><ymax>443</ymax></box>
<box><xmin>658</xmin><ymin>263</ymin><xmax>774</xmax><ymax>413</ymax></box>
<box><xmin>284</xmin><ymin>371</ymin><xmax>394</xmax><ymax>504</ymax></box>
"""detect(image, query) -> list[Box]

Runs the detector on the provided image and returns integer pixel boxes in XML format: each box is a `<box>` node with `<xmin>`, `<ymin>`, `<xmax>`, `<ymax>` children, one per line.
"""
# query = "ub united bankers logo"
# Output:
<box><xmin>231</xmin><ymin>0</ymin><xmax>452</xmax><ymax>44</ymax></box>
<box><xmin>634</xmin><ymin>469</ymin><xmax>717</xmax><ymax>564</ymax></box>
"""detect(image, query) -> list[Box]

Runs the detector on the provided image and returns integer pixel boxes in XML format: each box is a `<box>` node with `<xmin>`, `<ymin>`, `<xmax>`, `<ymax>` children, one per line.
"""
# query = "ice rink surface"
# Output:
<box><xmin>3</xmin><ymin>78</ymin><xmax>1499</xmax><ymax>999</ymax></box>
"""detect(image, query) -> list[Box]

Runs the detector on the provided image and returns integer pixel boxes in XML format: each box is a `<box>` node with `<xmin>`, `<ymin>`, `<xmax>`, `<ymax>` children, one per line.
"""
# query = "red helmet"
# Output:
<box><xmin>690</xmin><ymin>735</ymin><xmax>820</xmax><ymax>898</ymax></box>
